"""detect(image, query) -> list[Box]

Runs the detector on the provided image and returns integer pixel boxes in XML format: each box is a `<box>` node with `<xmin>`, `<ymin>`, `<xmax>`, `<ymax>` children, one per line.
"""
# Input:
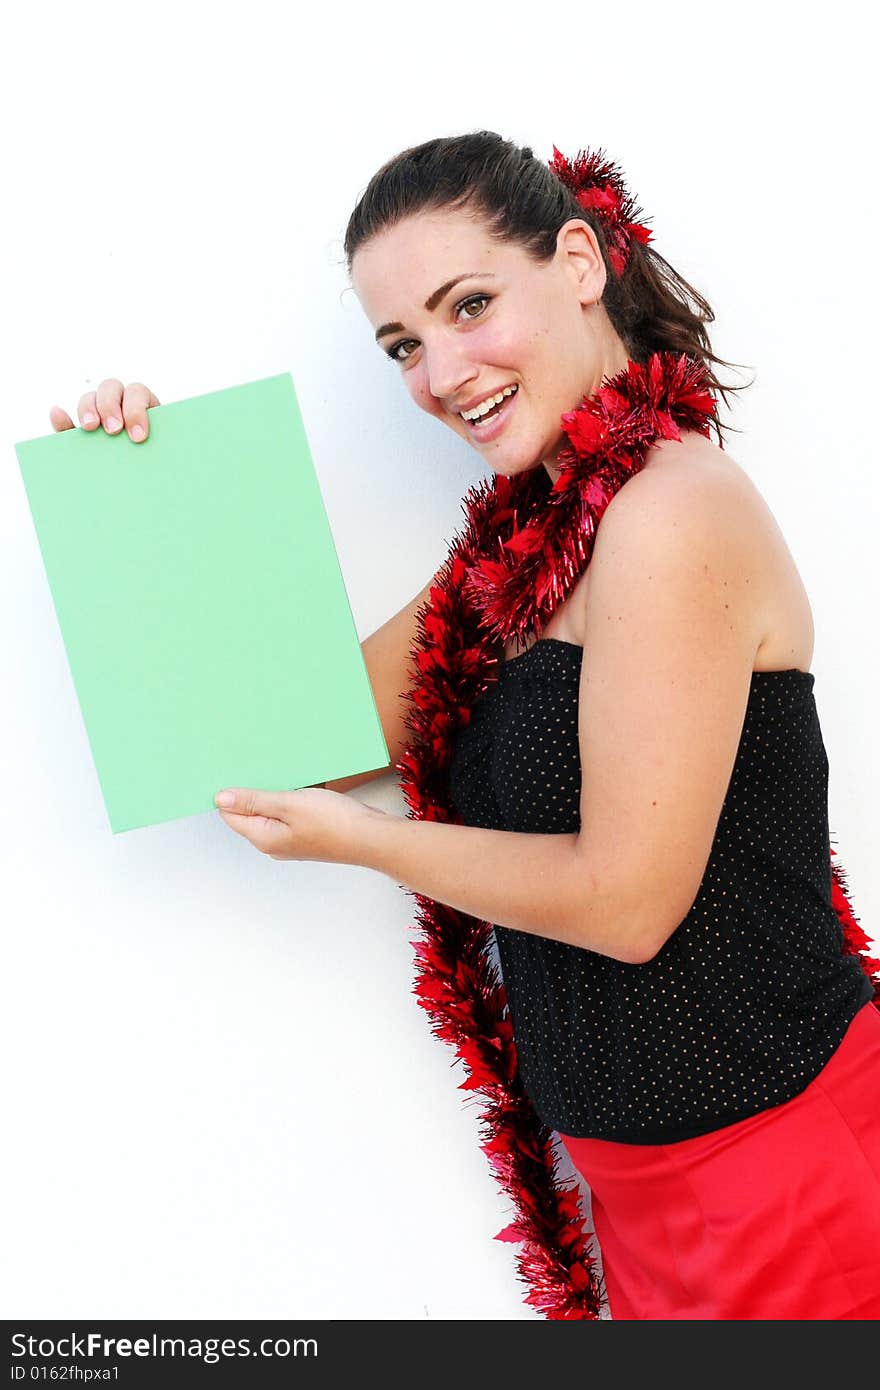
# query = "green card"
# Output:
<box><xmin>16</xmin><ymin>373</ymin><xmax>389</xmax><ymax>834</ymax></box>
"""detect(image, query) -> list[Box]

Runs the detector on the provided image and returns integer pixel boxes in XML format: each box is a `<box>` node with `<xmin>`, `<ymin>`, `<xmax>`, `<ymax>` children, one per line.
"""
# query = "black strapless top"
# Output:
<box><xmin>448</xmin><ymin>639</ymin><xmax>872</xmax><ymax>1143</ymax></box>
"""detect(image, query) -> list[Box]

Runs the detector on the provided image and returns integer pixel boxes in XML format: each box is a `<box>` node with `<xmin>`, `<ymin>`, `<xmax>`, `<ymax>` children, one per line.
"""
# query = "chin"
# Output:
<box><xmin>488</xmin><ymin>454</ymin><xmax>544</xmax><ymax>479</ymax></box>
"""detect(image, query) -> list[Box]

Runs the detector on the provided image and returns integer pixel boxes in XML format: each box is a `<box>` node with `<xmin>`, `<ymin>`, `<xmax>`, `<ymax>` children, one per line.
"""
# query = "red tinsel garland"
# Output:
<box><xmin>394</xmin><ymin>349</ymin><xmax>880</xmax><ymax>1319</ymax></box>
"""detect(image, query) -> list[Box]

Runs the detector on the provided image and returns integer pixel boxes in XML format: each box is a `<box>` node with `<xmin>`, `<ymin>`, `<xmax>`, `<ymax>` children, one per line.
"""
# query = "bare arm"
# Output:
<box><xmin>315</xmin><ymin>572</ymin><xmax>439</xmax><ymax>795</ymax></box>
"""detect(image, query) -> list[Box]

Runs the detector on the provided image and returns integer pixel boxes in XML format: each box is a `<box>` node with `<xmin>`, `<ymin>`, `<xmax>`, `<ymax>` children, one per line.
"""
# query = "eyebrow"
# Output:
<box><xmin>374</xmin><ymin>272</ymin><xmax>497</xmax><ymax>342</ymax></box>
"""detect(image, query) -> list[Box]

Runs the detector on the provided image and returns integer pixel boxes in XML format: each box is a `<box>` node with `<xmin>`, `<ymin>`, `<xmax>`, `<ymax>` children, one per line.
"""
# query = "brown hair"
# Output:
<box><xmin>344</xmin><ymin>131</ymin><xmax>751</xmax><ymax>447</ymax></box>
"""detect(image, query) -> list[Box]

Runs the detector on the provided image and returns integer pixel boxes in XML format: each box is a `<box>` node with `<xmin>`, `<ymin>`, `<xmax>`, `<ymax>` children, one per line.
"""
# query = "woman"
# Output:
<box><xmin>50</xmin><ymin>132</ymin><xmax>880</xmax><ymax>1320</ymax></box>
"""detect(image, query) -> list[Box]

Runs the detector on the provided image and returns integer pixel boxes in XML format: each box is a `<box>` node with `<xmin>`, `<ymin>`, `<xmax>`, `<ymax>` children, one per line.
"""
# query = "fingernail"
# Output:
<box><xmin>83</xmin><ymin>412</ymin><xmax>99</xmax><ymax>426</ymax></box>
<box><xmin>105</xmin><ymin>417</ymin><xmax>121</xmax><ymax>433</ymax></box>
<box><xmin>130</xmin><ymin>424</ymin><xmax>145</xmax><ymax>442</ymax></box>
<box><xmin>215</xmin><ymin>791</ymin><xmax>235</xmax><ymax>807</ymax></box>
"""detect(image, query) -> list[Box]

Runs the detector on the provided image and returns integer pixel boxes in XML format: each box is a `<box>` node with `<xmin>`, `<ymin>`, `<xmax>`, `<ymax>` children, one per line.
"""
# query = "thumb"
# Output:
<box><xmin>214</xmin><ymin>788</ymin><xmax>287</xmax><ymax>818</ymax></box>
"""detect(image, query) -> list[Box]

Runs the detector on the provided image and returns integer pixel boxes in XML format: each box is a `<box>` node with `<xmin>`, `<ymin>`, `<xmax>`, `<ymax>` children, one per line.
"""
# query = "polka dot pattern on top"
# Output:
<box><xmin>447</xmin><ymin>638</ymin><xmax>873</xmax><ymax>1144</ymax></box>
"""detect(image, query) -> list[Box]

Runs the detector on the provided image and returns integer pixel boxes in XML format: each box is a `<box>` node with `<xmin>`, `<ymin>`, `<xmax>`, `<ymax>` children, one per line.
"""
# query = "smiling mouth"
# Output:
<box><xmin>461</xmin><ymin>384</ymin><xmax>519</xmax><ymax>428</ymax></box>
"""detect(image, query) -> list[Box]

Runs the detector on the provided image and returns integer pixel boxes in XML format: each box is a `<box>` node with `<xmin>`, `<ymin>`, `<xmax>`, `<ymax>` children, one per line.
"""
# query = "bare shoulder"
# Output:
<box><xmin>596</xmin><ymin>430</ymin><xmax>764</xmax><ymax>556</ymax></box>
<box><xmin>586</xmin><ymin>431</ymin><xmax>768</xmax><ymax>659</ymax></box>
<box><xmin>590</xmin><ymin>430</ymin><xmax>814</xmax><ymax>672</ymax></box>
<box><xmin>560</xmin><ymin>431</ymin><xmax>758</xmax><ymax>648</ymax></box>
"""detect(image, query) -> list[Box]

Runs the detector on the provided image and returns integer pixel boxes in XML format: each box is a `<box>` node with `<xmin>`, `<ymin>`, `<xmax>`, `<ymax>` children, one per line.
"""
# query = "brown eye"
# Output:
<box><xmin>457</xmin><ymin>294</ymin><xmax>490</xmax><ymax>320</ymax></box>
<box><xmin>385</xmin><ymin>294</ymin><xmax>491</xmax><ymax>366</ymax></box>
<box><xmin>387</xmin><ymin>340</ymin><xmax>417</xmax><ymax>363</ymax></box>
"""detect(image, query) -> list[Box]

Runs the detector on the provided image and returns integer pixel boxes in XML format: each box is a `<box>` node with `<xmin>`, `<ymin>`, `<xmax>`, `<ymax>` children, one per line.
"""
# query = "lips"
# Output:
<box><xmin>462</xmin><ymin>384</ymin><xmax>518</xmax><ymax>441</ymax></box>
<box><xmin>457</xmin><ymin>384</ymin><xmax>518</xmax><ymax>420</ymax></box>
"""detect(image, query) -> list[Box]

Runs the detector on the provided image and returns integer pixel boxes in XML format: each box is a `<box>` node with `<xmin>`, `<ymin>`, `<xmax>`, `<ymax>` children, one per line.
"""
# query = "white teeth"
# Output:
<box><xmin>460</xmin><ymin>384</ymin><xmax>517</xmax><ymax>421</ymax></box>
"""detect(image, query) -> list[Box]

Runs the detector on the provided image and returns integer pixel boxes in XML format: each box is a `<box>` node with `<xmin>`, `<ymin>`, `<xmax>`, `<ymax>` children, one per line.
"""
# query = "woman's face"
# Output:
<box><xmin>351</xmin><ymin>206</ymin><xmax>629</xmax><ymax>481</ymax></box>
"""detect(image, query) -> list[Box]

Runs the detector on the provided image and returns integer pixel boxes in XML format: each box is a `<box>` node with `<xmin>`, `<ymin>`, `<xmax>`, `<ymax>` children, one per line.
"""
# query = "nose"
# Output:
<box><xmin>424</xmin><ymin>338</ymin><xmax>479</xmax><ymax>410</ymax></box>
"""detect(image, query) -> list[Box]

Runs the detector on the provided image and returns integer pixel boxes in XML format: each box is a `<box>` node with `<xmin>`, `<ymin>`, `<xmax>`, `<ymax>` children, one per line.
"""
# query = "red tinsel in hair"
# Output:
<box><xmin>548</xmin><ymin>146</ymin><xmax>653</xmax><ymax>276</ymax></box>
<box><xmin>394</xmin><ymin>350</ymin><xmax>880</xmax><ymax>1319</ymax></box>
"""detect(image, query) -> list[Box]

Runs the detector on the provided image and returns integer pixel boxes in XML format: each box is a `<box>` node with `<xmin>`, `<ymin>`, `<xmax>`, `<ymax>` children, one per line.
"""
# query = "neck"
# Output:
<box><xmin>542</xmin><ymin>328</ymin><xmax>632</xmax><ymax>485</ymax></box>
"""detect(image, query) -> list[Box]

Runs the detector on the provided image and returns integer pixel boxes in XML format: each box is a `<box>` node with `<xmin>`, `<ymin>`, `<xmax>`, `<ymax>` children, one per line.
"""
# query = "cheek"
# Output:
<box><xmin>483</xmin><ymin>322</ymin><xmax>555</xmax><ymax>392</ymax></box>
<box><xmin>478</xmin><ymin>319</ymin><xmax>529</xmax><ymax>363</ymax></box>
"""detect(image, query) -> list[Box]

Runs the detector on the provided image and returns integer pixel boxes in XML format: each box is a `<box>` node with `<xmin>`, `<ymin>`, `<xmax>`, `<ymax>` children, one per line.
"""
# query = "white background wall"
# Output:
<box><xmin>2</xmin><ymin>0</ymin><xmax>877</xmax><ymax>1320</ymax></box>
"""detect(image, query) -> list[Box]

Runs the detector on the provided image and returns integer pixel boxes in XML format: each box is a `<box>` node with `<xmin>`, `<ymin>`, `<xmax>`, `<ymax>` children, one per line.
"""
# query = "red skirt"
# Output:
<box><xmin>558</xmin><ymin>1000</ymin><xmax>880</xmax><ymax>1320</ymax></box>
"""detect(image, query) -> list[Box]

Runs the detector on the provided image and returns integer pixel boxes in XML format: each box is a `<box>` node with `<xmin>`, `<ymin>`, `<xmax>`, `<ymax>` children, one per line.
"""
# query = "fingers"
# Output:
<box><xmin>49</xmin><ymin>404</ymin><xmax>75</xmax><ymax>432</ymax></box>
<box><xmin>95</xmin><ymin>379</ymin><xmax>126</xmax><ymax>435</ymax></box>
<box><xmin>59</xmin><ymin>379</ymin><xmax>162</xmax><ymax>442</ymax></box>
<box><xmin>122</xmin><ymin>382</ymin><xmax>161</xmax><ymax>442</ymax></box>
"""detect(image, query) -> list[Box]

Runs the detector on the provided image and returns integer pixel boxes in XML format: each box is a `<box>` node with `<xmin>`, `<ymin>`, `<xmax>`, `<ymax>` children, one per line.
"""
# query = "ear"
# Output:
<box><xmin>556</xmin><ymin>218</ymin><xmax>607</xmax><ymax>307</ymax></box>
